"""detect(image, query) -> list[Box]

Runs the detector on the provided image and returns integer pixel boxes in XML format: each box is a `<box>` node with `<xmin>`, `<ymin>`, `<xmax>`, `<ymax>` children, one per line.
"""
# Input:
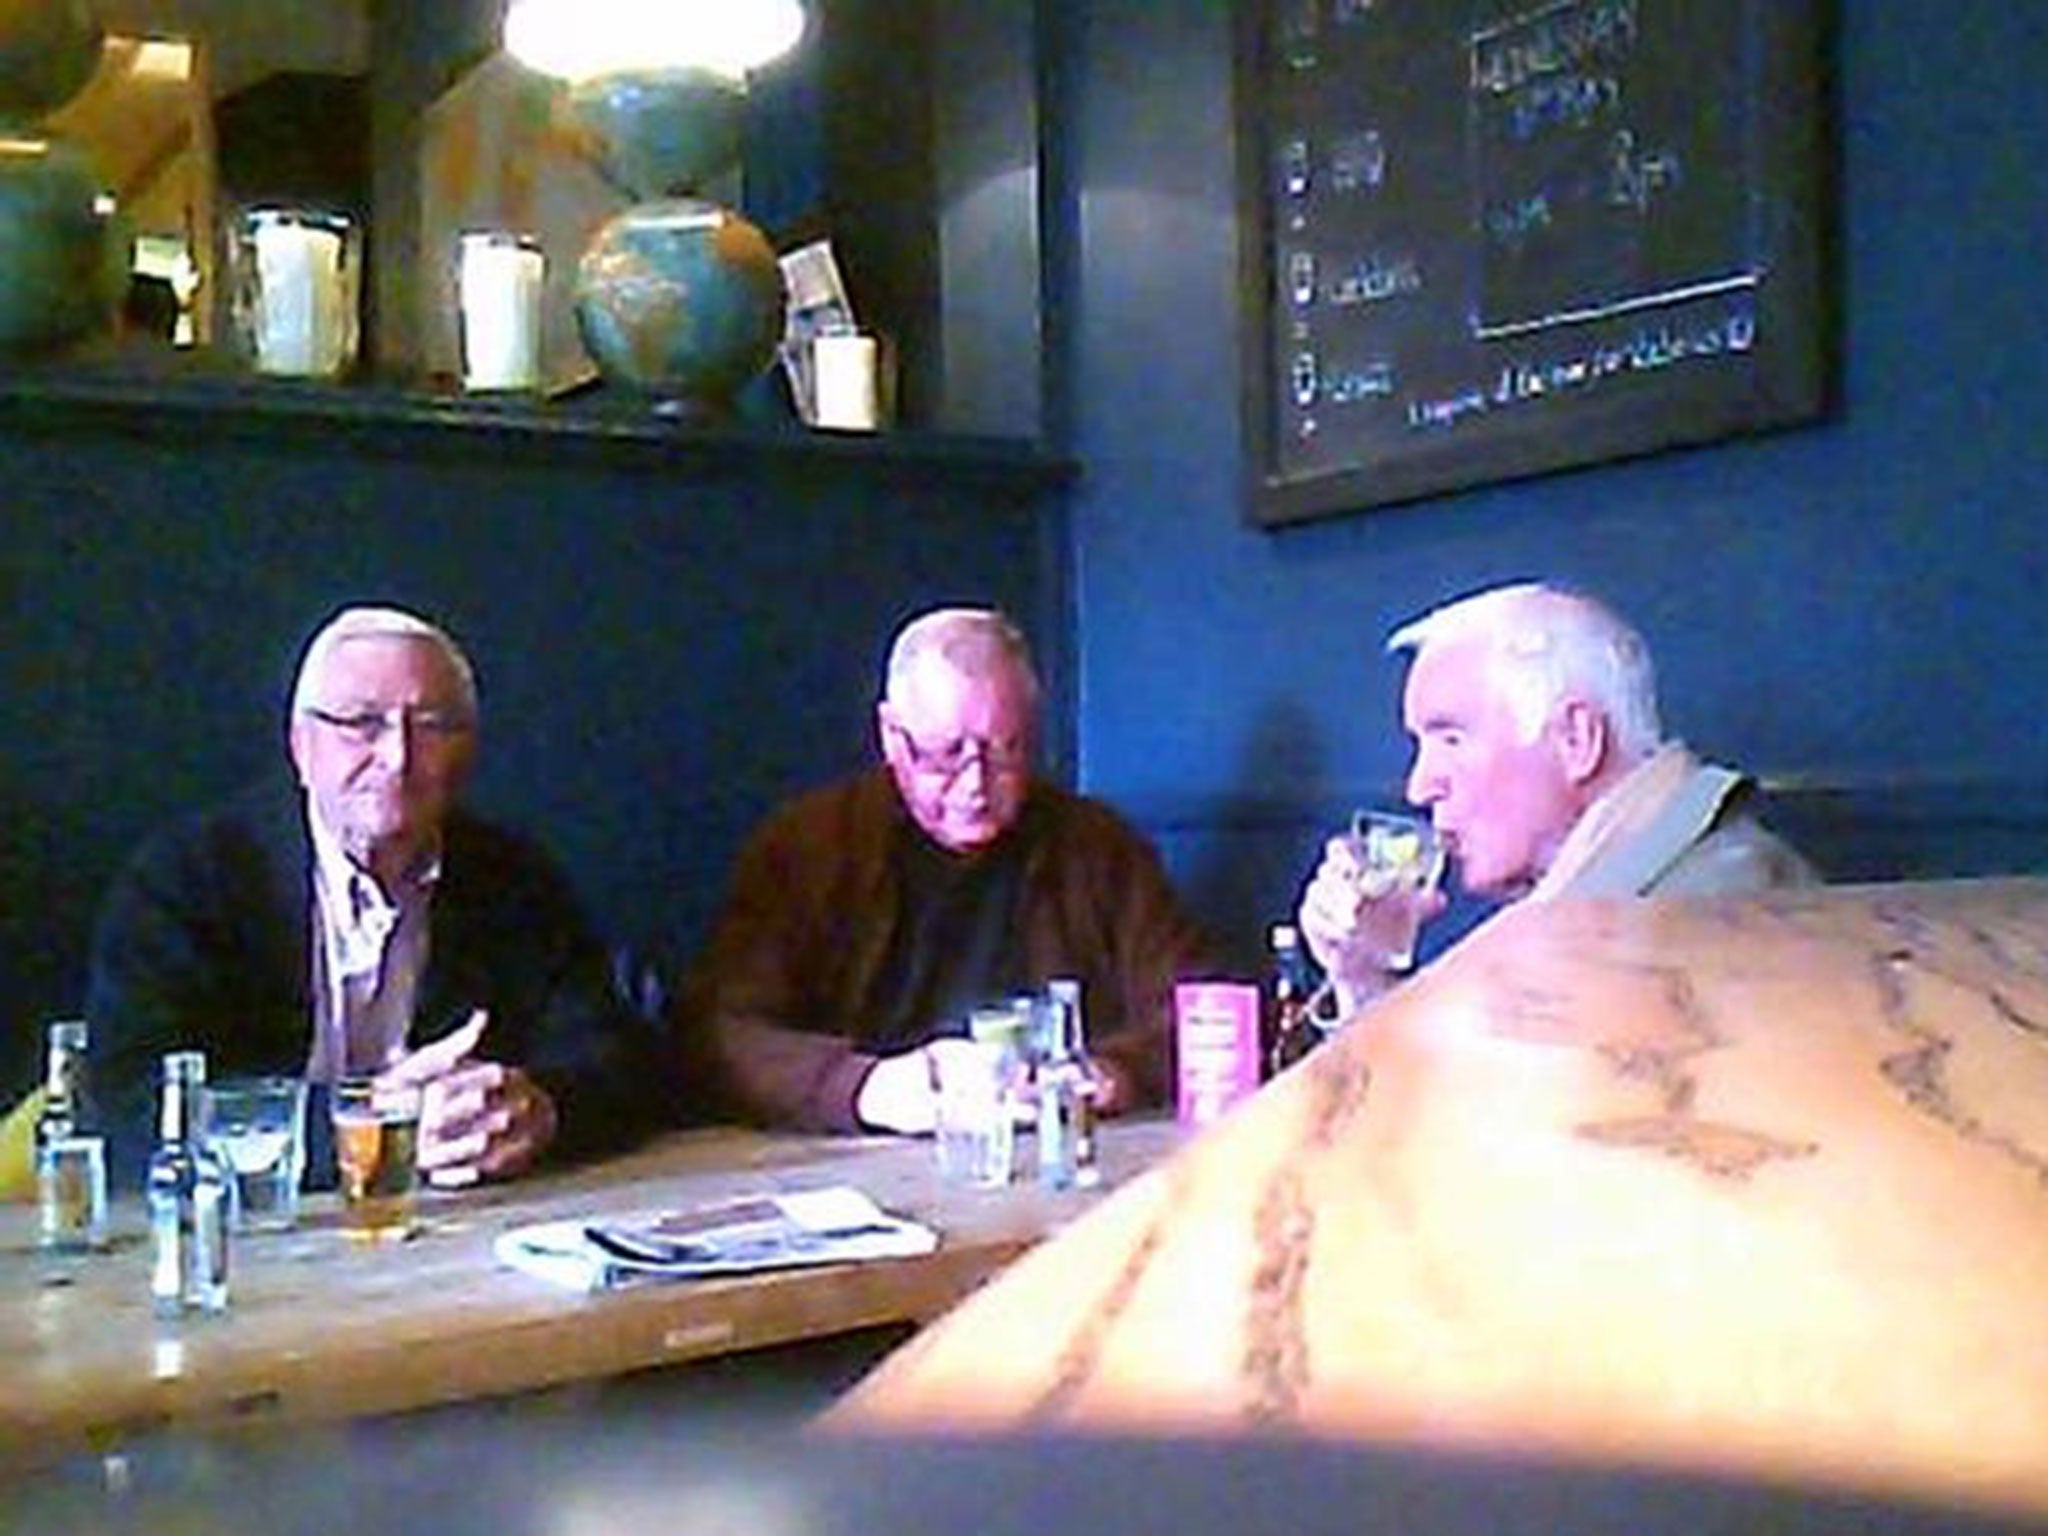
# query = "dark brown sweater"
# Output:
<box><xmin>684</xmin><ymin>770</ymin><xmax>1212</xmax><ymax>1130</ymax></box>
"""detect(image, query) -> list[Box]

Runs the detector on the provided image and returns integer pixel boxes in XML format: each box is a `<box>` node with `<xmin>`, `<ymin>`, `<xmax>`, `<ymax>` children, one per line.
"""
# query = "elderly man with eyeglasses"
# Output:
<box><xmin>86</xmin><ymin>605</ymin><xmax>666</xmax><ymax>1186</ymax></box>
<box><xmin>686</xmin><ymin>607</ymin><xmax>1211</xmax><ymax>1134</ymax></box>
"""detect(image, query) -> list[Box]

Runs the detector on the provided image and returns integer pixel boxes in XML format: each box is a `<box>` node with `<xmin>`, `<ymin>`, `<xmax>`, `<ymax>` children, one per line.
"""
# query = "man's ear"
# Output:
<box><xmin>286</xmin><ymin>717</ymin><xmax>312</xmax><ymax>788</ymax></box>
<box><xmin>874</xmin><ymin>700</ymin><xmax>897</xmax><ymax>765</ymax></box>
<box><xmin>1551</xmin><ymin>698</ymin><xmax>1610</xmax><ymax>787</ymax></box>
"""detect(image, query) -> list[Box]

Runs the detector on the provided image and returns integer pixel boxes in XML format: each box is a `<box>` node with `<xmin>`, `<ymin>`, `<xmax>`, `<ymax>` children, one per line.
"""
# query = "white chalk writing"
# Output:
<box><xmin>1326</xmin><ymin>252</ymin><xmax>1422</xmax><ymax>307</ymax></box>
<box><xmin>1329</xmin><ymin>130</ymin><xmax>1388</xmax><ymax>193</ymax></box>
<box><xmin>1407</xmin><ymin>303</ymin><xmax>1757</xmax><ymax>431</ymax></box>
<box><xmin>1471</xmin><ymin>0</ymin><xmax>1639</xmax><ymax>96</ymax></box>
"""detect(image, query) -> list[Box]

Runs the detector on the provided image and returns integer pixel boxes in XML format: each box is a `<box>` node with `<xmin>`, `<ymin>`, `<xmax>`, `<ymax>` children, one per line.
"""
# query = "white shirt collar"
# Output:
<box><xmin>304</xmin><ymin>795</ymin><xmax>443</xmax><ymax>913</ymax></box>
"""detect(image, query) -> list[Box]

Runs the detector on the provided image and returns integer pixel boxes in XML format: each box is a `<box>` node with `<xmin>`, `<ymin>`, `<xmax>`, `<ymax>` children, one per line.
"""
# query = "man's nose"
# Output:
<box><xmin>372</xmin><ymin>716</ymin><xmax>413</xmax><ymax>771</ymax></box>
<box><xmin>1405</xmin><ymin>750</ymin><xmax>1440</xmax><ymax>807</ymax></box>
<box><xmin>952</xmin><ymin>751</ymin><xmax>991</xmax><ymax>794</ymax></box>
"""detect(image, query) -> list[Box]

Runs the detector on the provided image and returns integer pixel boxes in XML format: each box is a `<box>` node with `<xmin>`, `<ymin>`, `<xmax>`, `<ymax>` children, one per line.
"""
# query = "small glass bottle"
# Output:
<box><xmin>148</xmin><ymin>1051</ymin><xmax>230</xmax><ymax>1316</ymax></box>
<box><xmin>36</xmin><ymin>1018</ymin><xmax>107</xmax><ymax>1252</ymax></box>
<box><xmin>1036</xmin><ymin>977</ymin><xmax>1101</xmax><ymax>1190</ymax></box>
<box><xmin>1264</xmin><ymin>923</ymin><xmax>1321</xmax><ymax>1078</ymax></box>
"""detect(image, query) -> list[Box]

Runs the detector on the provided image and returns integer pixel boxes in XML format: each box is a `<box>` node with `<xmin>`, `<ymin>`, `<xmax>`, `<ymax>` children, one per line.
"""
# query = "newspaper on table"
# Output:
<box><xmin>494</xmin><ymin>1185</ymin><xmax>937</xmax><ymax>1293</ymax></box>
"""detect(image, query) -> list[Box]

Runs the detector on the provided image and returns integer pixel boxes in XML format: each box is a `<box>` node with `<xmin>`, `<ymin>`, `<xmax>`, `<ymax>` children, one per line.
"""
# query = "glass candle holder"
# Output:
<box><xmin>232</xmin><ymin>207</ymin><xmax>361</xmax><ymax>379</ymax></box>
<box><xmin>457</xmin><ymin>230</ymin><xmax>544</xmax><ymax>393</ymax></box>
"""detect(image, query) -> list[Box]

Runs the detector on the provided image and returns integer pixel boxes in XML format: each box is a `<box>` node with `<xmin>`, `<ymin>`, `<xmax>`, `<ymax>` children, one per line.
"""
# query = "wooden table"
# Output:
<box><xmin>0</xmin><ymin>1116</ymin><xmax>1181</xmax><ymax>1472</ymax></box>
<box><xmin>832</xmin><ymin>881</ymin><xmax>2048</xmax><ymax>1526</ymax></box>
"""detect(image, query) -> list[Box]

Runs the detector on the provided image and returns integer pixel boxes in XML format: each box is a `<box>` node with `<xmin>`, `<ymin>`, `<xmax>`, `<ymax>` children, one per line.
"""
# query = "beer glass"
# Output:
<box><xmin>331</xmin><ymin>1078</ymin><xmax>421</xmax><ymax>1241</ymax></box>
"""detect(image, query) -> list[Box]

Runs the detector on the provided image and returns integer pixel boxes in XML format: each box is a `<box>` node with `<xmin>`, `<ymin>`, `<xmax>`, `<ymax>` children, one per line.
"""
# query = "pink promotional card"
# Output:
<box><xmin>1173</xmin><ymin>981</ymin><xmax>1262</xmax><ymax>1129</ymax></box>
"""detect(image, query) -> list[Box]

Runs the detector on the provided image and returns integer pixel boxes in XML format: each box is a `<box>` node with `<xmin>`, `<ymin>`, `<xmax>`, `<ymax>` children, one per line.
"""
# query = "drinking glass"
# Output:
<box><xmin>969</xmin><ymin>998</ymin><xmax>1038</xmax><ymax>1083</ymax></box>
<box><xmin>928</xmin><ymin>1038</ymin><xmax>1016</xmax><ymax>1188</ymax></box>
<box><xmin>331</xmin><ymin>1078</ymin><xmax>421</xmax><ymax>1242</ymax></box>
<box><xmin>967</xmin><ymin>999</ymin><xmax>1034</xmax><ymax>1057</ymax></box>
<box><xmin>1344</xmin><ymin>809</ymin><xmax>1447</xmax><ymax>972</ymax></box>
<box><xmin>202</xmin><ymin>1076</ymin><xmax>308</xmax><ymax>1232</ymax></box>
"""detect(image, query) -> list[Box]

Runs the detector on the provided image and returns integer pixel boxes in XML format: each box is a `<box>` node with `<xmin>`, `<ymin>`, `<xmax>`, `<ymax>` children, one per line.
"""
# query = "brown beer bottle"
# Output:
<box><xmin>1264</xmin><ymin>923</ymin><xmax>1320</xmax><ymax>1079</ymax></box>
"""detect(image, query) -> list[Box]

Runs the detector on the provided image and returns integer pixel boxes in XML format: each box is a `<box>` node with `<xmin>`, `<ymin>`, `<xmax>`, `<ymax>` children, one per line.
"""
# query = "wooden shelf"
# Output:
<box><xmin>0</xmin><ymin>367</ymin><xmax>1076</xmax><ymax>484</ymax></box>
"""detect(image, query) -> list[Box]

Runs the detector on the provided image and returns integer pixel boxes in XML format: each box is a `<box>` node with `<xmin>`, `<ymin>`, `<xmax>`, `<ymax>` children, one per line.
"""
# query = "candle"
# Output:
<box><xmin>458</xmin><ymin>232</ymin><xmax>545</xmax><ymax>393</ymax></box>
<box><xmin>246</xmin><ymin>210</ymin><xmax>356</xmax><ymax>378</ymax></box>
<box><xmin>812</xmin><ymin>331</ymin><xmax>880</xmax><ymax>430</ymax></box>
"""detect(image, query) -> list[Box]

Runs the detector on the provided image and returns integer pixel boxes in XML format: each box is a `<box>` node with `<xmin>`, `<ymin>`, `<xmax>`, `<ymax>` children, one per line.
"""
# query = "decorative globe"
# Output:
<box><xmin>0</xmin><ymin>0</ymin><xmax>102</xmax><ymax>122</ymax></box>
<box><xmin>573</xmin><ymin>197</ymin><xmax>786</xmax><ymax>408</ymax></box>
<box><xmin>564</xmin><ymin>68</ymin><xmax>744</xmax><ymax>200</ymax></box>
<box><xmin>0</xmin><ymin>133</ymin><xmax>122</xmax><ymax>353</ymax></box>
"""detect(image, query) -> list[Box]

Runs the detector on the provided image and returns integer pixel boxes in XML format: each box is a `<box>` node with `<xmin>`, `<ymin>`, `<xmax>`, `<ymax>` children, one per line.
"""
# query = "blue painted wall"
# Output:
<box><xmin>1049</xmin><ymin>2</ymin><xmax>2048</xmax><ymax>963</ymax></box>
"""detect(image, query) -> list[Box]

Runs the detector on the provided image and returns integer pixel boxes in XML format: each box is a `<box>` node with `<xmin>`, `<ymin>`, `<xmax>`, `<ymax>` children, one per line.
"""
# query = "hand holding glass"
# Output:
<box><xmin>203</xmin><ymin>1075</ymin><xmax>308</xmax><ymax>1231</ymax></box>
<box><xmin>1342</xmin><ymin>810</ymin><xmax>1446</xmax><ymax>972</ymax></box>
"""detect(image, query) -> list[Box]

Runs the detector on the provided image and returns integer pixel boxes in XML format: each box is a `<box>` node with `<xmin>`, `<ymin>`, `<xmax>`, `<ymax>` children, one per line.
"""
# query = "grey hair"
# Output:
<box><xmin>1386</xmin><ymin>582</ymin><xmax>1662</xmax><ymax>760</ymax></box>
<box><xmin>882</xmin><ymin>607</ymin><xmax>1041</xmax><ymax>706</ymax></box>
<box><xmin>289</xmin><ymin>605</ymin><xmax>479</xmax><ymax>721</ymax></box>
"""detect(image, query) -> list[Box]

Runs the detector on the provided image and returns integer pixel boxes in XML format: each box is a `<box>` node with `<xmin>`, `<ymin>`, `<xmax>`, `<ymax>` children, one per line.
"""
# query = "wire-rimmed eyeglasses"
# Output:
<box><xmin>302</xmin><ymin>705</ymin><xmax>475</xmax><ymax>746</ymax></box>
<box><xmin>887</xmin><ymin>721</ymin><xmax>1029</xmax><ymax>779</ymax></box>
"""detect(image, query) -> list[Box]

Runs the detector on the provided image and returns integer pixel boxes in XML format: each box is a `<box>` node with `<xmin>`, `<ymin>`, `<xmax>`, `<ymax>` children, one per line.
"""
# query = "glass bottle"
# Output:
<box><xmin>36</xmin><ymin>1018</ymin><xmax>107</xmax><ymax>1251</ymax></box>
<box><xmin>1264</xmin><ymin>923</ymin><xmax>1321</xmax><ymax>1078</ymax></box>
<box><xmin>148</xmin><ymin>1051</ymin><xmax>230</xmax><ymax>1316</ymax></box>
<box><xmin>1036</xmin><ymin>977</ymin><xmax>1101</xmax><ymax>1190</ymax></box>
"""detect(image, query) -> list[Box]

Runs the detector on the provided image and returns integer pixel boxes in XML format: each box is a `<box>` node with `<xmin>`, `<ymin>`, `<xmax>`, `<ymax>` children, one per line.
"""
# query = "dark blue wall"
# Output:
<box><xmin>1049</xmin><ymin>2</ymin><xmax>2048</xmax><ymax>963</ymax></box>
<box><xmin>0</xmin><ymin>422</ymin><xmax>1059</xmax><ymax>1090</ymax></box>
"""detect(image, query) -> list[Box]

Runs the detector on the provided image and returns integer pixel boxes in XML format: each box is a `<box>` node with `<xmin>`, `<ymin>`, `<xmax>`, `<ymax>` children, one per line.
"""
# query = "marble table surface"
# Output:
<box><xmin>831</xmin><ymin>880</ymin><xmax>2048</xmax><ymax>1524</ymax></box>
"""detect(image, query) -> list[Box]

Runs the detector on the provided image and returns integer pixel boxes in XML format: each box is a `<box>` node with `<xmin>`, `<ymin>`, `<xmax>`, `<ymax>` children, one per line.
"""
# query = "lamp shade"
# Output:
<box><xmin>504</xmin><ymin>0</ymin><xmax>805</xmax><ymax>84</ymax></box>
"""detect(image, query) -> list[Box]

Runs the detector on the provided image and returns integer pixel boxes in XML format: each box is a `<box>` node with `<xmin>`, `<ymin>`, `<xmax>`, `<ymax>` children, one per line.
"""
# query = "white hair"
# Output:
<box><xmin>1386</xmin><ymin>582</ymin><xmax>1662</xmax><ymax>760</ymax></box>
<box><xmin>289</xmin><ymin>605</ymin><xmax>479</xmax><ymax>721</ymax></box>
<box><xmin>882</xmin><ymin>606</ymin><xmax>1040</xmax><ymax>707</ymax></box>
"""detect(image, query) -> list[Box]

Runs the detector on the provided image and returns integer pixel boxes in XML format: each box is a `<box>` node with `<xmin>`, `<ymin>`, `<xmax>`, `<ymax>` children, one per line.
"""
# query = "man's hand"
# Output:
<box><xmin>857</xmin><ymin>1038</ymin><xmax>1126</xmax><ymax>1134</ymax></box>
<box><xmin>853</xmin><ymin>1044</ymin><xmax>945</xmax><ymax>1134</ymax></box>
<box><xmin>376</xmin><ymin>1009</ymin><xmax>560</xmax><ymax>1187</ymax></box>
<box><xmin>1298</xmin><ymin>834</ymin><xmax>1448</xmax><ymax>1016</ymax></box>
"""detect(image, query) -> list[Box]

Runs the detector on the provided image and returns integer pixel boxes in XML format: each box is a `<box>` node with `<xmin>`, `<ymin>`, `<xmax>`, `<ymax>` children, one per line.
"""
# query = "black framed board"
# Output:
<box><xmin>1237</xmin><ymin>0</ymin><xmax>1829</xmax><ymax>527</ymax></box>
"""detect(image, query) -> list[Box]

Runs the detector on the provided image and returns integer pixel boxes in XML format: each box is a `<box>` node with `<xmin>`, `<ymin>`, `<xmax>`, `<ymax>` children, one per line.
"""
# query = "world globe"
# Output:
<box><xmin>573</xmin><ymin>198</ymin><xmax>786</xmax><ymax>411</ymax></box>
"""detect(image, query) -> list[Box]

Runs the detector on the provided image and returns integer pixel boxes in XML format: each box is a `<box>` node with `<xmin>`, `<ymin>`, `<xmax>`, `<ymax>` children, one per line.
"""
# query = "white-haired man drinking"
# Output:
<box><xmin>1299</xmin><ymin>582</ymin><xmax>1815</xmax><ymax>1018</ymax></box>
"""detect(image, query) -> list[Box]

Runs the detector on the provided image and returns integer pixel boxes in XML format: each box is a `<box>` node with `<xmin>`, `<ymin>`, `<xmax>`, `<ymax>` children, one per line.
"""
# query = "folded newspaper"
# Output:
<box><xmin>495</xmin><ymin>1186</ymin><xmax>939</xmax><ymax>1293</ymax></box>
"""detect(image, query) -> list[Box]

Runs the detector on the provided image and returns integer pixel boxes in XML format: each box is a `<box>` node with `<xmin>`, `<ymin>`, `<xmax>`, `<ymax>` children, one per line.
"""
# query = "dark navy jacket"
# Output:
<box><xmin>85</xmin><ymin>784</ymin><xmax>677</xmax><ymax>1186</ymax></box>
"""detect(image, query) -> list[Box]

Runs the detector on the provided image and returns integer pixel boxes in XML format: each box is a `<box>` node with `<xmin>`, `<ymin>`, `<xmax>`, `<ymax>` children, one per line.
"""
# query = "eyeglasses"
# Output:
<box><xmin>888</xmin><ymin>721</ymin><xmax>1029</xmax><ymax>779</ymax></box>
<box><xmin>303</xmin><ymin>705</ymin><xmax>474</xmax><ymax>746</ymax></box>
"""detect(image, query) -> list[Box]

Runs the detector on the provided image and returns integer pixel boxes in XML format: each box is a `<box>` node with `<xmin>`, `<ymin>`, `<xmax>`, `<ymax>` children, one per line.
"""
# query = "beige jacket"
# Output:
<box><xmin>1531</xmin><ymin>744</ymin><xmax>1818</xmax><ymax>901</ymax></box>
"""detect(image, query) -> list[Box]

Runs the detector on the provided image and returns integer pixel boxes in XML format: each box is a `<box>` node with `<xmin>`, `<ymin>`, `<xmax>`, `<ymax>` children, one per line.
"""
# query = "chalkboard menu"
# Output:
<box><xmin>1238</xmin><ymin>0</ymin><xmax>1828</xmax><ymax>527</ymax></box>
